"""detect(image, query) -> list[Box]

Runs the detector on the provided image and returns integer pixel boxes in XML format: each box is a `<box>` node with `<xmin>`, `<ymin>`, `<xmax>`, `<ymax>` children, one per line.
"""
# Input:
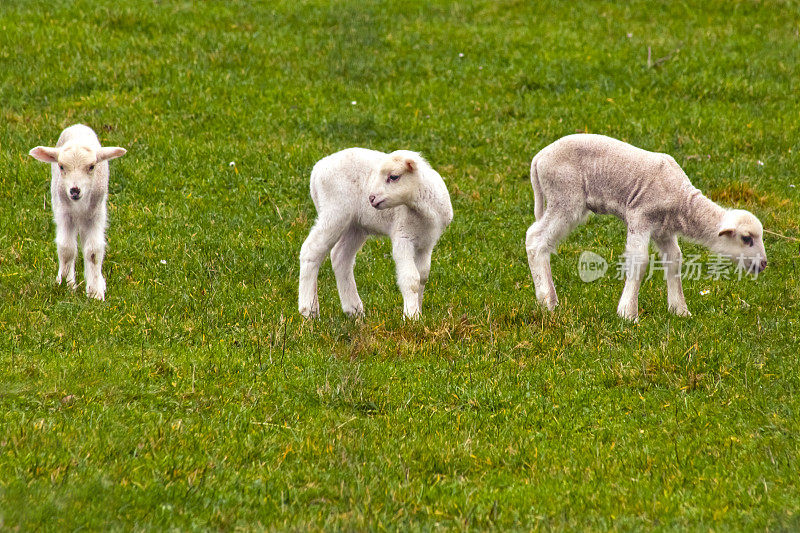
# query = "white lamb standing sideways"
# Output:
<box><xmin>29</xmin><ymin>124</ymin><xmax>127</xmax><ymax>300</ymax></box>
<box><xmin>525</xmin><ymin>134</ymin><xmax>767</xmax><ymax>321</ymax></box>
<box><xmin>299</xmin><ymin>148</ymin><xmax>453</xmax><ymax>319</ymax></box>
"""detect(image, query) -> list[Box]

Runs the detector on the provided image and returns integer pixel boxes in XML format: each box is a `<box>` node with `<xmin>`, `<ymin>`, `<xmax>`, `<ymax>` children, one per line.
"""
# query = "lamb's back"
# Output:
<box><xmin>539</xmin><ymin>134</ymin><xmax>691</xmax><ymax>217</ymax></box>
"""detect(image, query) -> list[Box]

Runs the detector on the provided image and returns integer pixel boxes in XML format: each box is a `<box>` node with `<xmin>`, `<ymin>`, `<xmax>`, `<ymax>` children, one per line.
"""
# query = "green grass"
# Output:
<box><xmin>1</xmin><ymin>0</ymin><xmax>799</xmax><ymax>529</ymax></box>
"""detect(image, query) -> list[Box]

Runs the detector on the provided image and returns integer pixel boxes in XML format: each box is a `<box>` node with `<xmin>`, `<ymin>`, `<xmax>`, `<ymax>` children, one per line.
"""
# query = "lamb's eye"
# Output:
<box><xmin>59</xmin><ymin>164</ymin><xmax>64</xmax><ymax>170</ymax></box>
<box><xmin>388</xmin><ymin>174</ymin><xmax>400</xmax><ymax>182</ymax></box>
<box><xmin>742</xmin><ymin>235</ymin><xmax>754</xmax><ymax>247</ymax></box>
<box><xmin>89</xmin><ymin>164</ymin><xmax>95</xmax><ymax>171</ymax></box>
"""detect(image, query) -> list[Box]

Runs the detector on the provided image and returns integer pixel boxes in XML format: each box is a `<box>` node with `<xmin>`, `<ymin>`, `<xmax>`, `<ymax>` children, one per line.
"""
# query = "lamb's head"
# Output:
<box><xmin>713</xmin><ymin>209</ymin><xmax>767</xmax><ymax>274</ymax></box>
<box><xmin>29</xmin><ymin>143</ymin><xmax>126</xmax><ymax>202</ymax></box>
<box><xmin>367</xmin><ymin>151</ymin><xmax>424</xmax><ymax>210</ymax></box>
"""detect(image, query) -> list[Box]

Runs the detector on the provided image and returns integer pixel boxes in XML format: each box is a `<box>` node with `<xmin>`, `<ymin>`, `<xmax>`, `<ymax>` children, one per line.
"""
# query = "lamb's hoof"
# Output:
<box><xmin>86</xmin><ymin>277</ymin><xmax>106</xmax><ymax>301</ymax></box>
<box><xmin>403</xmin><ymin>308</ymin><xmax>421</xmax><ymax>320</ymax></box>
<box><xmin>299</xmin><ymin>305</ymin><xmax>319</xmax><ymax>319</ymax></box>
<box><xmin>56</xmin><ymin>273</ymin><xmax>76</xmax><ymax>289</ymax></box>
<box><xmin>87</xmin><ymin>283</ymin><xmax>105</xmax><ymax>301</ymax></box>
<box><xmin>669</xmin><ymin>305</ymin><xmax>691</xmax><ymax>317</ymax></box>
<box><xmin>617</xmin><ymin>303</ymin><xmax>639</xmax><ymax>322</ymax></box>
<box><xmin>536</xmin><ymin>294</ymin><xmax>558</xmax><ymax>311</ymax></box>
<box><xmin>343</xmin><ymin>304</ymin><xmax>364</xmax><ymax>318</ymax></box>
<box><xmin>87</xmin><ymin>288</ymin><xmax>105</xmax><ymax>301</ymax></box>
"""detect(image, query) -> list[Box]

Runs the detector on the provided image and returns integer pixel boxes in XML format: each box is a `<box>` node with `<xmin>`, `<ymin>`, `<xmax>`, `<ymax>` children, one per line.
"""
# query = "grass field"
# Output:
<box><xmin>1</xmin><ymin>0</ymin><xmax>799</xmax><ymax>529</ymax></box>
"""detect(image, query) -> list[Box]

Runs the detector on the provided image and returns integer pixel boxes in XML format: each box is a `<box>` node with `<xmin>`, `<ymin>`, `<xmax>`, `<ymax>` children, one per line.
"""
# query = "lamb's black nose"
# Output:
<box><xmin>760</xmin><ymin>259</ymin><xmax>768</xmax><ymax>271</ymax></box>
<box><xmin>369</xmin><ymin>194</ymin><xmax>376</xmax><ymax>203</ymax></box>
<box><xmin>69</xmin><ymin>187</ymin><xmax>80</xmax><ymax>200</ymax></box>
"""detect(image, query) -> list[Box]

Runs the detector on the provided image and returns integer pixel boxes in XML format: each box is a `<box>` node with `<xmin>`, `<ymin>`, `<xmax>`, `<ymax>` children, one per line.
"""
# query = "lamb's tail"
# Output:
<box><xmin>530</xmin><ymin>154</ymin><xmax>545</xmax><ymax>220</ymax></box>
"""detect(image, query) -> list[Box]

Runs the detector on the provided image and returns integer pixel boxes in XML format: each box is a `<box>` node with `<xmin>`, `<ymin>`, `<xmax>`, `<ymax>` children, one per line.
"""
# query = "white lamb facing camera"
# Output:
<box><xmin>525</xmin><ymin>134</ymin><xmax>767</xmax><ymax>322</ymax></box>
<box><xmin>29</xmin><ymin>124</ymin><xmax>127</xmax><ymax>301</ymax></box>
<box><xmin>299</xmin><ymin>148</ymin><xmax>453</xmax><ymax>319</ymax></box>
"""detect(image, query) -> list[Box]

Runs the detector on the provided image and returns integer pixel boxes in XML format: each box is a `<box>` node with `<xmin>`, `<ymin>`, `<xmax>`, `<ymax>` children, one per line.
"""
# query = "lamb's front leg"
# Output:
<box><xmin>414</xmin><ymin>246</ymin><xmax>433</xmax><ymax>308</ymax></box>
<box><xmin>82</xmin><ymin>224</ymin><xmax>107</xmax><ymax>301</ymax></box>
<box><xmin>617</xmin><ymin>229</ymin><xmax>651</xmax><ymax>322</ymax></box>
<box><xmin>654</xmin><ymin>234</ymin><xmax>690</xmax><ymax>316</ymax></box>
<box><xmin>392</xmin><ymin>238</ymin><xmax>421</xmax><ymax>319</ymax></box>
<box><xmin>55</xmin><ymin>221</ymin><xmax>77</xmax><ymax>289</ymax></box>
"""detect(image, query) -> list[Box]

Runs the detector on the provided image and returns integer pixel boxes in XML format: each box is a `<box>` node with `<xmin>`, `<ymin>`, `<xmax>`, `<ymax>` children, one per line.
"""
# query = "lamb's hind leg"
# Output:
<box><xmin>617</xmin><ymin>228</ymin><xmax>652</xmax><ymax>322</ymax></box>
<box><xmin>299</xmin><ymin>215</ymin><xmax>347</xmax><ymax>318</ymax></box>
<box><xmin>525</xmin><ymin>209</ymin><xmax>582</xmax><ymax>310</ymax></box>
<box><xmin>331</xmin><ymin>227</ymin><xmax>367</xmax><ymax>317</ymax></box>
<box><xmin>654</xmin><ymin>233</ymin><xmax>690</xmax><ymax>316</ymax></box>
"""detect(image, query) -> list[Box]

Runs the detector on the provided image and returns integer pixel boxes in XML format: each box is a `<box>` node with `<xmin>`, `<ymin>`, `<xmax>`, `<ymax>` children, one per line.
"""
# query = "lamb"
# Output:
<box><xmin>299</xmin><ymin>148</ymin><xmax>453</xmax><ymax>319</ymax></box>
<box><xmin>525</xmin><ymin>134</ymin><xmax>767</xmax><ymax>321</ymax></box>
<box><xmin>29</xmin><ymin>124</ymin><xmax>127</xmax><ymax>300</ymax></box>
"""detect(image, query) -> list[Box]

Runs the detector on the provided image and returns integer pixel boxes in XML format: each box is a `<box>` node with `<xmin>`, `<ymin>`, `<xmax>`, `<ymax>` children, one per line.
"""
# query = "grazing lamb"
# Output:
<box><xmin>29</xmin><ymin>124</ymin><xmax>127</xmax><ymax>300</ymax></box>
<box><xmin>299</xmin><ymin>148</ymin><xmax>453</xmax><ymax>319</ymax></box>
<box><xmin>525</xmin><ymin>134</ymin><xmax>767</xmax><ymax>321</ymax></box>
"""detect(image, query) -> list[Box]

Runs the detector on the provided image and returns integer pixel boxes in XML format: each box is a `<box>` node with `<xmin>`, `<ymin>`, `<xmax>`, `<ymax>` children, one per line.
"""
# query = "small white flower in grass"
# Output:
<box><xmin>160</xmin><ymin>259</ymin><xmax>167</xmax><ymax>265</ymax></box>
<box><xmin>478</xmin><ymin>66</ymin><xmax>483</xmax><ymax>70</ymax></box>
<box><xmin>458</xmin><ymin>53</ymin><xmax>464</xmax><ymax>58</ymax></box>
<box><xmin>627</xmin><ymin>33</ymin><xmax>633</xmax><ymax>38</ymax></box>
<box><xmin>700</xmin><ymin>289</ymin><xmax>710</xmax><ymax>295</ymax></box>
<box><xmin>757</xmin><ymin>160</ymin><xmax>764</xmax><ymax>166</ymax></box>
<box><xmin>790</xmin><ymin>184</ymin><xmax>796</xmax><ymax>188</ymax></box>
<box><xmin>229</xmin><ymin>161</ymin><xmax>235</xmax><ymax>167</ymax></box>
<box><xmin>351</xmin><ymin>100</ymin><xmax>357</xmax><ymax>105</ymax></box>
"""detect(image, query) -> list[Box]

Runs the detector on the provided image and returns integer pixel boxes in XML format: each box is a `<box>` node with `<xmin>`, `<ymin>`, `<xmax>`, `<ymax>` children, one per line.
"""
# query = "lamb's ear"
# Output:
<box><xmin>718</xmin><ymin>225</ymin><xmax>736</xmax><ymax>237</ymax></box>
<box><xmin>97</xmin><ymin>147</ymin><xmax>127</xmax><ymax>162</ymax></box>
<box><xmin>29</xmin><ymin>146</ymin><xmax>60</xmax><ymax>163</ymax></box>
<box><xmin>404</xmin><ymin>158</ymin><xmax>417</xmax><ymax>173</ymax></box>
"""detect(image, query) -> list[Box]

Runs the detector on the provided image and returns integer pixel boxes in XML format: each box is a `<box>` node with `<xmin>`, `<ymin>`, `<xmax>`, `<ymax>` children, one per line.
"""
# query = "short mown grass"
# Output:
<box><xmin>1</xmin><ymin>0</ymin><xmax>799</xmax><ymax>529</ymax></box>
